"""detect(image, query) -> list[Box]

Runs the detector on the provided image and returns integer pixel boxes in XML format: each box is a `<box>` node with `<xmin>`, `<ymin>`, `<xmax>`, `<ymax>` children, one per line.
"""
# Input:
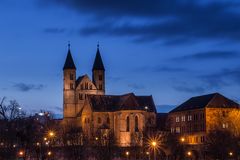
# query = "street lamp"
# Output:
<box><xmin>125</xmin><ymin>151</ymin><xmax>130</xmax><ymax>160</ymax></box>
<box><xmin>151</xmin><ymin>141</ymin><xmax>157</xmax><ymax>160</ymax></box>
<box><xmin>48</xmin><ymin>131</ymin><xmax>55</xmax><ymax>138</ymax></box>
<box><xmin>146</xmin><ymin>151</ymin><xmax>150</xmax><ymax>160</ymax></box>
<box><xmin>187</xmin><ymin>151</ymin><xmax>192</xmax><ymax>159</ymax></box>
<box><xmin>180</xmin><ymin>137</ymin><xmax>185</xmax><ymax>143</ymax></box>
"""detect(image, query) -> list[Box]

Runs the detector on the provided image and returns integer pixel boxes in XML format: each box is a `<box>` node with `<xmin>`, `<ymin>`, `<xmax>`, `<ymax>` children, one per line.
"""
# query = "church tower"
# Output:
<box><xmin>92</xmin><ymin>44</ymin><xmax>105</xmax><ymax>95</ymax></box>
<box><xmin>63</xmin><ymin>44</ymin><xmax>76</xmax><ymax>118</ymax></box>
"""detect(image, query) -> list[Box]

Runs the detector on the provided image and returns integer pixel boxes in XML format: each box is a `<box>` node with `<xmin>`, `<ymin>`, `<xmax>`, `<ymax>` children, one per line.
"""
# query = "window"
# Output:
<box><xmin>70</xmin><ymin>74</ymin><xmax>74</xmax><ymax>80</ymax></box>
<box><xmin>176</xmin><ymin>127</ymin><xmax>180</xmax><ymax>133</ymax></box>
<box><xmin>181</xmin><ymin>116</ymin><xmax>185</xmax><ymax>122</ymax></box>
<box><xmin>188</xmin><ymin>115</ymin><xmax>192</xmax><ymax>121</ymax></box>
<box><xmin>98</xmin><ymin>117</ymin><xmax>102</xmax><ymax>124</ymax></box>
<box><xmin>99</xmin><ymin>75</ymin><xmax>103</xmax><ymax>81</ymax></box>
<box><xmin>90</xmin><ymin>85</ymin><xmax>92</xmax><ymax>90</ymax></box>
<box><xmin>79</xmin><ymin>94</ymin><xmax>83</xmax><ymax>100</ymax></box>
<box><xmin>171</xmin><ymin>128</ymin><xmax>175</xmax><ymax>133</ymax></box>
<box><xmin>70</xmin><ymin>83</ymin><xmax>74</xmax><ymax>89</ymax></box>
<box><xmin>107</xmin><ymin>117</ymin><xmax>110</xmax><ymax>124</ymax></box>
<box><xmin>126</xmin><ymin>116</ymin><xmax>130</xmax><ymax>132</ymax></box>
<box><xmin>176</xmin><ymin>116</ymin><xmax>180</xmax><ymax>122</ymax></box>
<box><xmin>81</xmin><ymin>84</ymin><xmax>84</xmax><ymax>90</ymax></box>
<box><xmin>201</xmin><ymin>136</ymin><xmax>205</xmax><ymax>143</ymax></box>
<box><xmin>85</xmin><ymin>83</ymin><xmax>88</xmax><ymax>89</ymax></box>
<box><xmin>222</xmin><ymin>123</ymin><xmax>228</xmax><ymax>129</ymax></box>
<box><xmin>99</xmin><ymin>84</ymin><xmax>102</xmax><ymax>90</ymax></box>
<box><xmin>135</xmin><ymin>116</ymin><xmax>139</xmax><ymax>132</ymax></box>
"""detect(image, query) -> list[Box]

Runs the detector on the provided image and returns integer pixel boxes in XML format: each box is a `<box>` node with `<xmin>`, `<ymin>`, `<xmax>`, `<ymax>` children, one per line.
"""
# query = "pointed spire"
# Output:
<box><xmin>63</xmin><ymin>42</ymin><xmax>76</xmax><ymax>70</ymax></box>
<box><xmin>92</xmin><ymin>43</ymin><xmax>105</xmax><ymax>71</ymax></box>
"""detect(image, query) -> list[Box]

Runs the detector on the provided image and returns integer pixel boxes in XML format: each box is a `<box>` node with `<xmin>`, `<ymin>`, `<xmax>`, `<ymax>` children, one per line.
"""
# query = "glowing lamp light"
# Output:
<box><xmin>47</xmin><ymin>151</ymin><xmax>52</xmax><ymax>156</ymax></box>
<box><xmin>95</xmin><ymin>137</ymin><xmax>99</xmax><ymax>141</ymax></box>
<box><xmin>146</xmin><ymin>151</ymin><xmax>150</xmax><ymax>155</ymax></box>
<box><xmin>125</xmin><ymin>151</ymin><xmax>130</xmax><ymax>156</ymax></box>
<box><xmin>187</xmin><ymin>151</ymin><xmax>192</xmax><ymax>156</ymax></box>
<box><xmin>180</xmin><ymin>137</ymin><xmax>185</xmax><ymax>142</ymax></box>
<box><xmin>151</xmin><ymin>141</ymin><xmax>157</xmax><ymax>147</ymax></box>
<box><xmin>49</xmin><ymin>131</ymin><xmax>55</xmax><ymax>137</ymax></box>
<box><xmin>18</xmin><ymin>150</ymin><xmax>24</xmax><ymax>157</ymax></box>
<box><xmin>229</xmin><ymin>152</ymin><xmax>233</xmax><ymax>156</ymax></box>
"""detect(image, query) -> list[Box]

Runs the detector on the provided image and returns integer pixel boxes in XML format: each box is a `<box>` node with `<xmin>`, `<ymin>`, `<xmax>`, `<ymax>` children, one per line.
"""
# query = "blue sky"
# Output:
<box><xmin>0</xmin><ymin>0</ymin><xmax>240</xmax><ymax>114</ymax></box>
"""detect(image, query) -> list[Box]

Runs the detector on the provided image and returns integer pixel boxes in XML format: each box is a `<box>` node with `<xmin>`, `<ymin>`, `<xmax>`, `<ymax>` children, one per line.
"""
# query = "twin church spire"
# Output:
<box><xmin>63</xmin><ymin>42</ymin><xmax>105</xmax><ymax>71</ymax></box>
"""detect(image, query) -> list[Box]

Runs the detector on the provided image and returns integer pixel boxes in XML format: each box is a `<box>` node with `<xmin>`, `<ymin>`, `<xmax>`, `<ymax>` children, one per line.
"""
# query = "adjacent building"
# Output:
<box><xmin>168</xmin><ymin>93</ymin><xmax>240</xmax><ymax>145</ymax></box>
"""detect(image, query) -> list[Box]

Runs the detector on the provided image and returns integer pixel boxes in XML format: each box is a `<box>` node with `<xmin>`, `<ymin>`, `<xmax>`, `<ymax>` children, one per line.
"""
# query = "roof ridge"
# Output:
<box><xmin>205</xmin><ymin>93</ymin><xmax>219</xmax><ymax>107</ymax></box>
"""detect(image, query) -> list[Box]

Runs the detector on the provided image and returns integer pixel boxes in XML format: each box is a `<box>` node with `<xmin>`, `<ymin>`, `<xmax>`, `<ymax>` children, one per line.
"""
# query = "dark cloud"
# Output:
<box><xmin>200</xmin><ymin>67</ymin><xmax>240</xmax><ymax>88</ymax></box>
<box><xmin>172</xmin><ymin>51</ymin><xmax>239</xmax><ymax>61</ymax></box>
<box><xmin>173</xmin><ymin>85</ymin><xmax>206</xmax><ymax>94</ymax></box>
<box><xmin>43</xmin><ymin>28</ymin><xmax>66</xmax><ymax>34</ymax></box>
<box><xmin>39</xmin><ymin>0</ymin><xmax>240</xmax><ymax>44</ymax></box>
<box><xmin>136</xmin><ymin>66</ymin><xmax>188</xmax><ymax>73</ymax></box>
<box><xmin>13</xmin><ymin>83</ymin><xmax>45</xmax><ymax>92</ymax></box>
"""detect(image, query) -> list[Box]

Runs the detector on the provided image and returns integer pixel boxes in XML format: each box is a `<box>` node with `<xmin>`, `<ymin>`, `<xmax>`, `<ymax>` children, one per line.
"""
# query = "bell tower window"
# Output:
<box><xmin>70</xmin><ymin>74</ymin><xmax>74</xmax><ymax>80</ymax></box>
<box><xmin>70</xmin><ymin>83</ymin><xmax>74</xmax><ymax>89</ymax></box>
<box><xmin>99</xmin><ymin>75</ymin><xmax>103</xmax><ymax>81</ymax></box>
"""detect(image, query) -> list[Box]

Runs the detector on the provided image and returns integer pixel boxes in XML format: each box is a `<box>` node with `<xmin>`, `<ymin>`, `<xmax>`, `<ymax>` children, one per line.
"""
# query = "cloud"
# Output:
<box><xmin>135</xmin><ymin>66</ymin><xmax>188</xmax><ymax>73</ymax></box>
<box><xmin>39</xmin><ymin>0</ymin><xmax>240</xmax><ymax>44</ymax></box>
<box><xmin>43</xmin><ymin>28</ymin><xmax>66</xmax><ymax>34</ymax></box>
<box><xmin>200</xmin><ymin>67</ymin><xmax>240</xmax><ymax>88</ymax></box>
<box><xmin>13</xmin><ymin>83</ymin><xmax>45</xmax><ymax>92</ymax></box>
<box><xmin>172</xmin><ymin>51</ymin><xmax>239</xmax><ymax>61</ymax></box>
<box><xmin>173</xmin><ymin>85</ymin><xmax>206</xmax><ymax>94</ymax></box>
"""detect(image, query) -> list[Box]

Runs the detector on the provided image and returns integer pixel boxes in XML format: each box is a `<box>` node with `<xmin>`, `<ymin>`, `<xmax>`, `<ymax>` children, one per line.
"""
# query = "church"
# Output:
<box><xmin>62</xmin><ymin>44</ymin><xmax>157</xmax><ymax>147</ymax></box>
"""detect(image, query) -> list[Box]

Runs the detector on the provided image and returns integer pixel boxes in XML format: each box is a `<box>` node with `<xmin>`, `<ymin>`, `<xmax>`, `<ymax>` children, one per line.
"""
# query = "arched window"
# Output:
<box><xmin>98</xmin><ymin>117</ymin><xmax>102</xmax><ymax>124</ymax></box>
<box><xmin>126</xmin><ymin>116</ymin><xmax>130</xmax><ymax>132</ymax></box>
<box><xmin>135</xmin><ymin>116</ymin><xmax>139</xmax><ymax>132</ymax></box>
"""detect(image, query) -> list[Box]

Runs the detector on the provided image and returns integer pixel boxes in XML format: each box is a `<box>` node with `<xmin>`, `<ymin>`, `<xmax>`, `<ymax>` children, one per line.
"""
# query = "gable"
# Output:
<box><xmin>76</xmin><ymin>74</ymin><xmax>97</xmax><ymax>90</ymax></box>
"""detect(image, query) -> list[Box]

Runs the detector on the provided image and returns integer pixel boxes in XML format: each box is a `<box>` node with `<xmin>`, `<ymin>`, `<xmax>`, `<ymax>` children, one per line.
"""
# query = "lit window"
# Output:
<box><xmin>171</xmin><ymin>128</ymin><xmax>175</xmax><ymax>133</ymax></box>
<box><xmin>181</xmin><ymin>116</ymin><xmax>185</xmax><ymax>122</ymax></box>
<box><xmin>188</xmin><ymin>115</ymin><xmax>192</xmax><ymax>121</ymax></box>
<box><xmin>176</xmin><ymin>117</ymin><xmax>180</xmax><ymax>122</ymax></box>
<box><xmin>222</xmin><ymin>123</ymin><xmax>228</xmax><ymax>129</ymax></box>
<box><xmin>176</xmin><ymin>127</ymin><xmax>180</xmax><ymax>133</ymax></box>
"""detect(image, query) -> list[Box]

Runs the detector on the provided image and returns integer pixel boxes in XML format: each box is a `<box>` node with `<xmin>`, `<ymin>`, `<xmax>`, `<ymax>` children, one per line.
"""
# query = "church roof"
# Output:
<box><xmin>63</xmin><ymin>49</ymin><xmax>76</xmax><ymax>70</ymax></box>
<box><xmin>92</xmin><ymin>47</ymin><xmax>105</xmax><ymax>71</ymax></box>
<box><xmin>170</xmin><ymin>93</ymin><xmax>240</xmax><ymax>113</ymax></box>
<box><xmin>87</xmin><ymin>93</ymin><xmax>156</xmax><ymax>112</ymax></box>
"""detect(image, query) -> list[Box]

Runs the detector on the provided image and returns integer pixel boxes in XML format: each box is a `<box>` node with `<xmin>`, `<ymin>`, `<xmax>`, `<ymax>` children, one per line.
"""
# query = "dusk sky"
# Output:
<box><xmin>1</xmin><ymin>0</ymin><xmax>240</xmax><ymax>114</ymax></box>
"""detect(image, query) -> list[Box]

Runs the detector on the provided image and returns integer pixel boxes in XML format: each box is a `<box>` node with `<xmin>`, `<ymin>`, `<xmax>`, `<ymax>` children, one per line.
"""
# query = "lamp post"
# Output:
<box><xmin>146</xmin><ymin>151</ymin><xmax>150</xmax><ymax>160</ymax></box>
<box><xmin>151</xmin><ymin>141</ymin><xmax>157</xmax><ymax>160</ymax></box>
<box><xmin>125</xmin><ymin>151</ymin><xmax>130</xmax><ymax>160</ymax></box>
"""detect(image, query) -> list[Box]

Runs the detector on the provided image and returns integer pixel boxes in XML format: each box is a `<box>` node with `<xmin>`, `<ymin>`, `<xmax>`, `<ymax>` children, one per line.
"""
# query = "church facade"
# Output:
<box><xmin>62</xmin><ymin>45</ymin><xmax>157</xmax><ymax>147</ymax></box>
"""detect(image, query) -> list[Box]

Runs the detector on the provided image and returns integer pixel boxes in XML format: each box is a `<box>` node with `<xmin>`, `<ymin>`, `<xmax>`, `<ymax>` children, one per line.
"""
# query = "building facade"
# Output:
<box><xmin>168</xmin><ymin>93</ymin><xmax>240</xmax><ymax>145</ymax></box>
<box><xmin>62</xmin><ymin>44</ymin><xmax>157</xmax><ymax>147</ymax></box>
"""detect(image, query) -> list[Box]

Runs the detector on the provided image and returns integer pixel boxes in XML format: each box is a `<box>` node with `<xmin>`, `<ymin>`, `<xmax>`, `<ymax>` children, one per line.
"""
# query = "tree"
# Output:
<box><xmin>205</xmin><ymin>129</ymin><xmax>238</xmax><ymax>160</ymax></box>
